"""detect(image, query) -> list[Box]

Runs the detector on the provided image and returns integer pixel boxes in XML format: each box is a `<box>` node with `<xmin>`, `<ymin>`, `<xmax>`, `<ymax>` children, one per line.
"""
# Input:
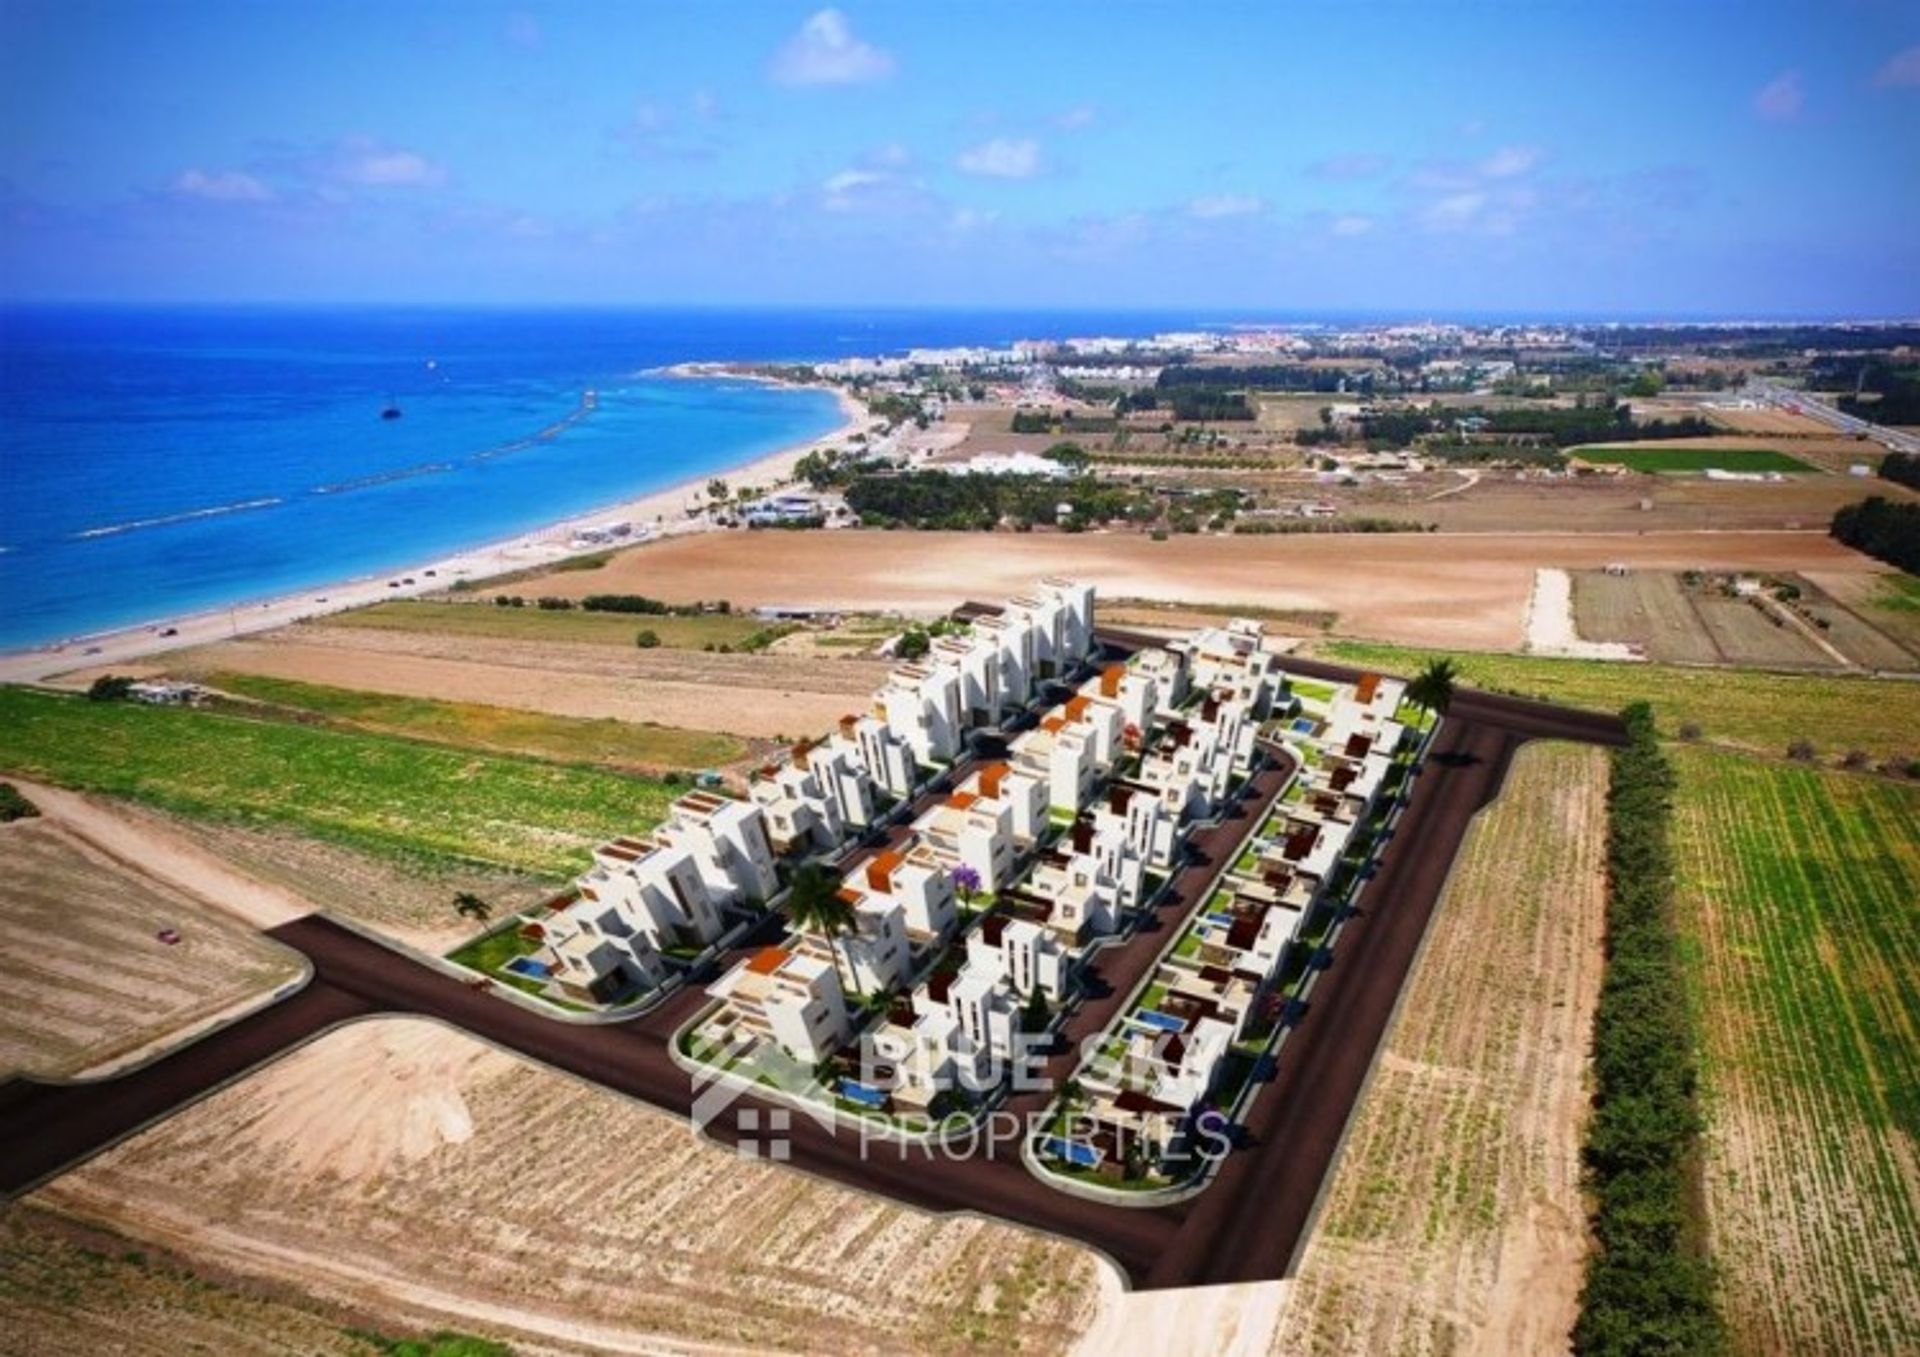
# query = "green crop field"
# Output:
<box><xmin>1569</xmin><ymin>445</ymin><xmax>1814</xmax><ymax>474</ymax></box>
<box><xmin>1315</xmin><ymin>639</ymin><xmax>1920</xmax><ymax>760</ymax></box>
<box><xmin>208</xmin><ymin>672</ymin><xmax>745</xmax><ymax>772</ymax></box>
<box><xmin>312</xmin><ymin>599</ymin><xmax>785</xmax><ymax>649</ymax></box>
<box><xmin>1672</xmin><ymin>747</ymin><xmax>1920</xmax><ymax>1352</ymax></box>
<box><xmin>0</xmin><ymin>686</ymin><xmax>676</xmax><ymax>876</ymax></box>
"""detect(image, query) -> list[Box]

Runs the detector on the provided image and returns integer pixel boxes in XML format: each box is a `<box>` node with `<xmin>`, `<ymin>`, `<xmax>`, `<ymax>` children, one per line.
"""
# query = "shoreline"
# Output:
<box><xmin>0</xmin><ymin>378</ymin><xmax>870</xmax><ymax>685</ymax></box>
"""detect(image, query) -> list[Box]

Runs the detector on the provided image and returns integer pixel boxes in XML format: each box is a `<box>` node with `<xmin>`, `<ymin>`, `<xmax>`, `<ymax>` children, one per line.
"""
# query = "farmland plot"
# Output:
<box><xmin>1793</xmin><ymin>573</ymin><xmax>1920</xmax><ymax>669</ymax></box>
<box><xmin>0</xmin><ymin>818</ymin><xmax>299</xmax><ymax>1076</ymax></box>
<box><xmin>1690</xmin><ymin>590</ymin><xmax>1836</xmax><ymax>668</ymax></box>
<box><xmin>1317</xmin><ymin>640</ymin><xmax>1920</xmax><ymax>760</ymax></box>
<box><xmin>1570</xmin><ymin>570</ymin><xmax>1721</xmax><ymax>663</ymax></box>
<box><xmin>1673</xmin><ymin>749</ymin><xmax>1920</xmax><ymax>1354</ymax></box>
<box><xmin>1276</xmin><ymin>743</ymin><xmax>1608</xmax><ymax>1354</ymax></box>
<box><xmin>32</xmin><ymin>1020</ymin><xmax>1099</xmax><ymax>1356</ymax></box>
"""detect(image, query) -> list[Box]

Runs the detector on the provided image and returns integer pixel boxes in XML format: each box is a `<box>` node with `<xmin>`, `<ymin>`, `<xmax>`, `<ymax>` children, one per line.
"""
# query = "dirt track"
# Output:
<box><xmin>0</xmin><ymin>651</ymin><xmax>1625</xmax><ymax>1301</ymax></box>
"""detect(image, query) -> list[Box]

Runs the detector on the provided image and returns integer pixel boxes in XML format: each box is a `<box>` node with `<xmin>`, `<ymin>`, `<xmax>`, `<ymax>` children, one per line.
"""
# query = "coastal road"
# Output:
<box><xmin>0</xmin><ymin>645</ymin><xmax>1626</xmax><ymax>1290</ymax></box>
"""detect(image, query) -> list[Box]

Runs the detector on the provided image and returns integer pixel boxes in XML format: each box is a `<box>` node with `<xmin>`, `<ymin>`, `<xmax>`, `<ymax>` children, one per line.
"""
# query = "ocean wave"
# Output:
<box><xmin>73</xmin><ymin>497</ymin><xmax>285</xmax><ymax>540</ymax></box>
<box><xmin>312</xmin><ymin>461</ymin><xmax>456</xmax><ymax>495</ymax></box>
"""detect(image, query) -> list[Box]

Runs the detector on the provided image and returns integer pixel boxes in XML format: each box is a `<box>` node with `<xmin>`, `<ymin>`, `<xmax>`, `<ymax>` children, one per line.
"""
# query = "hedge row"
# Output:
<box><xmin>1575</xmin><ymin>703</ymin><xmax>1724</xmax><ymax>1354</ymax></box>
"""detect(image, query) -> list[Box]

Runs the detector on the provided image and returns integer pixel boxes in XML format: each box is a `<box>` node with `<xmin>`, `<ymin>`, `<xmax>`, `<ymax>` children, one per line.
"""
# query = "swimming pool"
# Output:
<box><xmin>1134</xmin><ymin>1009</ymin><xmax>1185</xmax><ymax>1033</ymax></box>
<box><xmin>838</xmin><ymin>1079</ymin><xmax>889</xmax><ymax>1109</ymax></box>
<box><xmin>1042</xmin><ymin>1136</ymin><xmax>1103</xmax><ymax>1168</ymax></box>
<box><xmin>1290</xmin><ymin>716</ymin><xmax>1316</xmax><ymax>734</ymax></box>
<box><xmin>504</xmin><ymin>956</ymin><xmax>551</xmax><ymax>980</ymax></box>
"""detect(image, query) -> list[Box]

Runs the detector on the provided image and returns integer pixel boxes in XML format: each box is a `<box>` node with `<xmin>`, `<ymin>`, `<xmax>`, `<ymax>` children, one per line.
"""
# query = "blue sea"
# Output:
<box><xmin>0</xmin><ymin>306</ymin><xmax>1292</xmax><ymax>650</ymax></box>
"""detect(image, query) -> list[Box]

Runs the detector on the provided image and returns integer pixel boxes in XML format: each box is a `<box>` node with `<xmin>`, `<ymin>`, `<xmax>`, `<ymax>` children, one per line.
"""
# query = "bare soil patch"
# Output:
<box><xmin>32</xmin><ymin>1019</ymin><xmax>1100</xmax><ymax>1356</ymax></box>
<box><xmin>153</xmin><ymin>814</ymin><xmax>554</xmax><ymax>954</ymax></box>
<box><xmin>0</xmin><ymin>812</ymin><xmax>300</xmax><ymax>1078</ymax></box>
<box><xmin>165</xmin><ymin>625</ymin><xmax>892</xmax><ymax>742</ymax></box>
<box><xmin>1273</xmin><ymin>742</ymin><xmax>1609</xmax><ymax>1354</ymax></box>
<box><xmin>1571</xmin><ymin>569</ymin><xmax>1722</xmax><ymax>664</ymax></box>
<box><xmin>508</xmin><ymin>529</ymin><xmax>1875</xmax><ymax>652</ymax></box>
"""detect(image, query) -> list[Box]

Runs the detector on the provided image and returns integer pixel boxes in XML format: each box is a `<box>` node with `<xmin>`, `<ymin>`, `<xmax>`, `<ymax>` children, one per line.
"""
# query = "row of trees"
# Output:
<box><xmin>1574</xmin><ymin>703</ymin><xmax>1722</xmax><ymax>1354</ymax></box>
<box><xmin>578</xmin><ymin>594</ymin><xmax>731</xmax><ymax>616</ymax></box>
<box><xmin>844</xmin><ymin>471</ymin><xmax>1153</xmax><ymax>531</ymax></box>
<box><xmin>1830</xmin><ymin>496</ymin><xmax>1920</xmax><ymax>574</ymax></box>
<box><xmin>1877</xmin><ymin>451</ymin><xmax>1920</xmax><ymax>491</ymax></box>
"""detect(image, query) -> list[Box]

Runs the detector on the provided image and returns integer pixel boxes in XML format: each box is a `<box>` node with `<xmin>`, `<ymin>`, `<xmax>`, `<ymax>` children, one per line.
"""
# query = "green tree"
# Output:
<box><xmin>785</xmin><ymin>862</ymin><xmax>861</xmax><ymax>998</ymax></box>
<box><xmin>635</xmin><ymin>629</ymin><xmax>661</xmax><ymax>649</ymax></box>
<box><xmin>1404</xmin><ymin>657</ymin><xmax>1459</xmax><ymax>716</ymax></box>
<box><xmin>895</xmin><ymin>627</ymin><xmax>931</xmax><ymax>660</ymax></box>
<box><xmin>1022</xmin><ymin>984</ymin><xmax>1050</xmax><ymax>1033</ymax></box>
<box><xmin>86</xmin><ymin>675</ymin><xmax>134</xmax><ymax>702</ymax></box>
<box><xmin>453</xmin><ymin>892</ymin><xmax>491</xmax><ymax>922</ymax></box>
<box><xmin>705</xmin><ymin>477</ymin><xmax>729</xmax><ymax>504</ymax></box>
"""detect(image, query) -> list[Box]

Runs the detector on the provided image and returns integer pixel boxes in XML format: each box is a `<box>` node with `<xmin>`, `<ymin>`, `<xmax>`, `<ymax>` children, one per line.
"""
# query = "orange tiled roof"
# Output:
<box><xmin>745</xmin><ymin>946</ymin><xmax>789</xmax><ymax>976</ymax></box>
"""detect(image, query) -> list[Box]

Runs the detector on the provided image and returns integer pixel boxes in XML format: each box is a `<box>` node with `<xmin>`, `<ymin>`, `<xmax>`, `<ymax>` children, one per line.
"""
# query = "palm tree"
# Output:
<box><xmin>453</xmin><ymin>891</ymin><xmax>490</xmax><ymax>922</ymax></box>
<box><xmin>785</xmin><ymin>862</ymin><xmax>862</xmax><ymax>999</ymax></box>
<box><xmin>1404</xmin><ymin>658</ymin><xmax>1459</xmax><ymax>717</ymax></box>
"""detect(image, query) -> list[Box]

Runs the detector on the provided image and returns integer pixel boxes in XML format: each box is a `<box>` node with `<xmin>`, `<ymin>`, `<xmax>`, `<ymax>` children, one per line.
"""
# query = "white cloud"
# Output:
<box><xmin>867</xmin><ymin>141</ymin><xmax>911</xmax><ymax>168</ymax></box>
<box><xmin>1871</xmin><ymin>44</ymin><xmax>1920</xmax><ymax>88</ymax></box>
<box><xmin>1187</xmin><ymin>193</ymin><xmax>1265</xmax><ymax>220</ymax></box>
<box><xmin>1054</xmin><ymin>104</ymin><xmax>1098</xmax><ymax>130</ymax></box>
<box><xmin>1330</xmin><ymin>214</ymin><xmax>1375</xmax><ymax>237</ymax></box>
<box><xmin>770</xmin><ymin>9</ymin><xmax>894</xmax><ymax>87</ymax></box>
<box><xmin>1753</xmin><ymin>70</ymin><xmax>1804</xmax><ymax>121</ymax></box>
<box><xmin>823</xmin><ymin>168</ymin><xmax>886</xmax><ymax>196</ymax></box>
<box><xmin>1478</xmin><ymin>145</ymin><xmax>1541</xmax><ymax>179</ymax></box>
<box><xmin>949</xmin><ymin>206</ymin><xmax>999</xmax><ymax>232</ymax></box>
<box><xmin>956</xmin><ymin>136</ymin><xmax>1042</xmax><ymax>179</ymax></box>
<box><xmin>168</xmin><ymin>168</ymin><xmax>273</xmax><ymax>203</ymax></box>
<box><xmin>1422</xmin><ymin>191</ymin><xmax>1488</xmax><ymax>230</ymax></box>
<box><xmin>333</xmin><ymin>142</ymin><xmax>447</xmax><ymax>188</ymax></box>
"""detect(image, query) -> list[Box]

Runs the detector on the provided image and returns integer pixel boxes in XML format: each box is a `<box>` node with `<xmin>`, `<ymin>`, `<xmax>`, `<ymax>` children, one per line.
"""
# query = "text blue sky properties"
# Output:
<box><xmin>3</xmin><ymin>1</ymin><xmax>1918</xmax><ymax>315</ymax></box>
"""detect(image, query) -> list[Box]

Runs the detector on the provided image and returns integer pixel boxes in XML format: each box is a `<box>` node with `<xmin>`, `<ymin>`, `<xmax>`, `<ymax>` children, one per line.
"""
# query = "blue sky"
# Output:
<box><xmin>3</xmin><ymin>1</ymin><xmax>1918</xmax><ymax>315</ymax></box>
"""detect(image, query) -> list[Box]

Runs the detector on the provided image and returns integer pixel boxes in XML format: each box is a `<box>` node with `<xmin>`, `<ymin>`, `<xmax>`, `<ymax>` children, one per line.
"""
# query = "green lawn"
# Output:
<box><xmin>313</xmin><ymin>599</ymin><xmax>787</xmax><ymax>650</ymax></box>
<box><xmin>1314</xmin><ymin>639</ymin><xmax>1920</xmax><ymax>760</ymax></box>
<box><xmin>209</xmin><ymin>671</ymin><xmax>745</xmax><ymax>772</ymax></box>
<box><xmin>1672</xmin><ymin>747</ymin><xmax>1920</xmax><ymax>1351</ymax></box>
<box><xmin>1874</xmin><ymin>573</ymin><xmax>1920</xmax><ymax>612</ymax></box>
<box><xmin>0</xmin><ymin>686</ymin><xmax>678</xmax><ymax>876</ymax></box>
<box><xmin>1569</xmin><ymin>445</ymin><xmax>1815</xmax><ymax>474</ymax></box>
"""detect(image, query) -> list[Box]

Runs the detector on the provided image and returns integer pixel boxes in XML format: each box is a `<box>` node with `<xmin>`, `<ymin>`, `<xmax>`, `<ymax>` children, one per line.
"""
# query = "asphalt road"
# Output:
<box><xmin>0</xmin><ymin>635</ymin><xmax>1625</xmax><ymax>1291</ymax></box>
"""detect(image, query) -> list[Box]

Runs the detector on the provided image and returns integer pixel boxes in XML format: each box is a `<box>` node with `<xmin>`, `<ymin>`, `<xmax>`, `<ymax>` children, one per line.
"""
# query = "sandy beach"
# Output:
<box><xmin>0</xmin><ymin>382</ymin><xmax>870</xmax><ymax>685</ymax></box>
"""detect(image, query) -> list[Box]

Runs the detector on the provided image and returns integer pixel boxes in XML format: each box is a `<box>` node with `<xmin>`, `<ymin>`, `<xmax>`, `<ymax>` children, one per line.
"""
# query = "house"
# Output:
<box><xmin>660</xmin><ymin>790</ymin><xmax>780</xmax><ymax>907</ymax></box>
<box><xmin>750</xmin><ymin>738</ymin><xmax>875</xmax><ymax>855</ymax></box>
<box><xmin>1091</xmin><ymin>782</ymin><xmax>1182</xmax><ymax>871</ymax></box>
<box><xmin>1008</xmin><ymin>707</ymin><xmax>1100</xmax><ymax>814</ymax></box>
<box><xmin>965</xmin><ymin>911</ymin><xmax>1067</xmax><ymax>1003</ymax></box>
<box><xmin>817</xmin><ymin>888</ymin><xmax>912</xmax><ymax>995</ymax></box>
<box><xmin>931</xmin><ymin>632</ymin><xmax>1003</xmax><ymax>727</ymax></box>
<box><xmin>1019</xmin><ymin>819</ymin><xmax>1141</xmax><ymax>943</ymax></box>
<box><xmin>836</xmin><ymin>713</ymin><xmax>916</xmax><ymax>800</ymax></box>
<box><xmin>843</xmin><ymin>845</ymin><xmax>958</xmax><ymax>946</ymax></box>
<box><xmin>575</xmin><ymin>836</ymin><xmax>727</xmax><ymax>950</ymax></box>
<box><xmin>542</xmin><ymin>911</ymin><xmax>667</xmax><ymax>1005</ymax></box>
<box><xmin>877</xmin><ymin>661</ymin><xmax>965</xmax><ymax>765</ymax></box>
<box><xmin>1081</xmin><ymin>660</ymin><xmax>1159</xmax><ymax>739</ymax></box>
<box><xmin>968</xmin><ymin>612</ymin><xmax>1035</xmax><ymax>712</ymax></box>
<box><xmin>912</xmin><ymin>790</ymin><xmax>1018</xmax><ymax>892</ymax></box>
<box><xmin>1175</xmin><ymin>620</ymin><xmax>1278</xmax><ymax>717</ymax></box>
<box><xmin>953</xmin><ymin>759</ymin><xmax>1047</xmax><ymax>843</ymax></box>
<box><xmin>708</xmin><ymin>942</ymin><xmax>851</xmax><ymax>1065</ymax></box>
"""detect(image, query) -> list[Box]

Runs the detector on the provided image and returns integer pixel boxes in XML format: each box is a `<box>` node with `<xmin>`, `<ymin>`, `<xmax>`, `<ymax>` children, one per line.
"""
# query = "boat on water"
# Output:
<box><xmin>380</xmin><ymin>395</ymin><xmax>403</xmax><ymax>420</ymax></box>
